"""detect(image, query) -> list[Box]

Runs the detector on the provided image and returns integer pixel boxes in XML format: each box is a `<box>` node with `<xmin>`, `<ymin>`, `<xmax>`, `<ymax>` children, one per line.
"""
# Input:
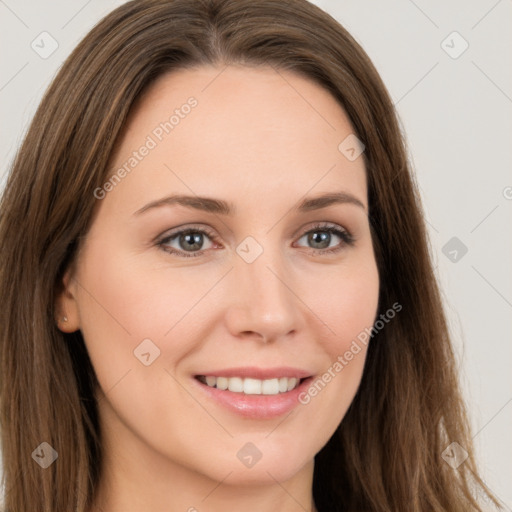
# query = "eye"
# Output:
<box><xmin>157</xmin><ymin>225</ymin><xmax>218</xmax><ymax>258</ymax></box>
<box><xmin>295</xmin><ymin>222</ymin><xmax>355</xmax><ymax>255</ymax></box>
<box><xmin>157</xmin><ymin>222</ymin><xmax>355</xmax><ymax>259</ymax></box>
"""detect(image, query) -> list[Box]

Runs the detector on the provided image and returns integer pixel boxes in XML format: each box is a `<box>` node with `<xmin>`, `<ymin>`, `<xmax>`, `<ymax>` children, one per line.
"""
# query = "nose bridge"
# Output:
<box><xmin>228</xmin><ymin>235</ymin><xmax>299</xmax><ymax>339</ymax></box>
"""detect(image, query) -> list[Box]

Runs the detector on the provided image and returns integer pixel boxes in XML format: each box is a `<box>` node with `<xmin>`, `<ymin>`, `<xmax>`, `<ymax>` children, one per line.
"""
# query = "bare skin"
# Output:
<box><xmin>56</xmin><ymin>64</ymin><xmax>379</xmax><ymax>512</ymax></box>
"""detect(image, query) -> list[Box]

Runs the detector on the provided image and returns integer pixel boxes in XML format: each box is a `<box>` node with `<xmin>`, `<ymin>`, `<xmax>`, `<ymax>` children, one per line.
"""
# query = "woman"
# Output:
<box><xmin>0</xmin><ymin>0</ymin><xmax>501</xmax><ymax>510</ymax></box>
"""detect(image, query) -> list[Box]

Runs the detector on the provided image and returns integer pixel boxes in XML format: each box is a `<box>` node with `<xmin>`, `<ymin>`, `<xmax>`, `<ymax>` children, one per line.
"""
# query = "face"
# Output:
<box><xmin>57</xmin><ymin>65</ymin><xmax>379</xmax><ymax>487</ymax></box>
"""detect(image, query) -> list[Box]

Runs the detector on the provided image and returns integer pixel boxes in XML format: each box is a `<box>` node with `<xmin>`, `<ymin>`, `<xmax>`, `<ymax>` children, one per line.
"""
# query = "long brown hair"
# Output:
<box><xmin>0</xmin><ymin>0</ymin><xmax>501</xmax><ymax>510</ymax></box>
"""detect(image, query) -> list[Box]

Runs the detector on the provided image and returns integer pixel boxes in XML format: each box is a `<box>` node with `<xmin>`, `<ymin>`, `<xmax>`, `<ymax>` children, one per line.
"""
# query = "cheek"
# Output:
<box><xmin>74</xmin><ymin>245</ymin><xmax>221</xmax><ymax>452</ymax></box>
<box><xmin>76</xmin><ymin>242</ymin><xmax>215</xmax><ymax>342</ymax></box>
<box><xmin>281</xmin><ymin>250</ymin><xmax>379</xmax><ymax>423</ymax></box>
<box><xmin>74</xmin><ymin>241</ymin><xmax>235</xmax><ymax>414</ymax></box>
<box><xmin>296</xmin><ymin>257</ymin><xmax>379</xmax><ymax>419</ymax></box>
<box><xmin>303</xmin><ymin>255</ymin><xmax>380</xmax><ymax>355</ymax></box>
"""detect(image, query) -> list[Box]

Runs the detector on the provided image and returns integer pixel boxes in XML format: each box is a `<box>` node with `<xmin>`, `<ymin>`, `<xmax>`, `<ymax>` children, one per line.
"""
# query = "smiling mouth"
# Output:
<box><xmin>195</xmin><ymin>375</ymin><xmax>306</xmax><ymax>395</ymax></box>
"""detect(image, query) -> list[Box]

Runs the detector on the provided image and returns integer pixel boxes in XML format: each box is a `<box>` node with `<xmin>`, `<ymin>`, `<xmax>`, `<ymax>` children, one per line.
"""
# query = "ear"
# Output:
<box><xmin>55</xmin><ymin>266</ymin><xmax>81</xmax><ymax>333</ymax></box>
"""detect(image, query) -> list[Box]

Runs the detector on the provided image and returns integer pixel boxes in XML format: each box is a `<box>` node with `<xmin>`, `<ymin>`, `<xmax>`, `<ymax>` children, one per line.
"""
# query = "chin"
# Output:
<box><xmin>207</xmin><ymin>440</ymin><xmax>316</xmax><ymax>485</ymax></box>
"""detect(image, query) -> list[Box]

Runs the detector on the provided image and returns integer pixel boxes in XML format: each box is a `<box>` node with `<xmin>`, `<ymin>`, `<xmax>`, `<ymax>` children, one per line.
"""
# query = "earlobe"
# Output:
<box><xmin>55</xmin><ymin>268</ymin><xmax>80</xmax><ymax>333</ymax></box>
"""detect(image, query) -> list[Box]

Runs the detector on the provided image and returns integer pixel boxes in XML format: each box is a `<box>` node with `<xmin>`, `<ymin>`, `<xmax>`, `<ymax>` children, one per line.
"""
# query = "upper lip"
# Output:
<box><xmin>194</xmin><ymin>366</ymin><xmax>313</xmax><ymax>380</ymax></box>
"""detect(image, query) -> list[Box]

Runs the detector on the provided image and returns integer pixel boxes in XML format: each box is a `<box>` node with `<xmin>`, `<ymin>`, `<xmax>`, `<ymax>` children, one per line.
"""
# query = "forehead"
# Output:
<box><xmin>103</xmin><ymin>65</ymin><xmax>367</xmax><ymax>215</ymax></box>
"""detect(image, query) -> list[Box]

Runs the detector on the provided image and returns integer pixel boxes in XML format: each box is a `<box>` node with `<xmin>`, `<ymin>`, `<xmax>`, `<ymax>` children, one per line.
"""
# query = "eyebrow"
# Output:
<box><xmin>133</xmin><ymin>191</ymin><xmax>366</xmax><ymax>216</ymax></box>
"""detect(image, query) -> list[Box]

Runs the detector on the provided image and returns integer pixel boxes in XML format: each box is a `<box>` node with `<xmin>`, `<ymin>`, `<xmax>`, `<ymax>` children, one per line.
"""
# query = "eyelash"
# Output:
<box><xmin>157</xmin><ymin>222</ymin><xmax>355</xmax><ymax>259</ymax></box>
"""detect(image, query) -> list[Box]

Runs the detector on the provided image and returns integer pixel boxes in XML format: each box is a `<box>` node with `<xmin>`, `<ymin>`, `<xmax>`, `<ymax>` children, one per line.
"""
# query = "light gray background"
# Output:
<box><xmin>1</xmin><ymin>0</ymin><xmax>511</xmax><ymax>509</ymax></box>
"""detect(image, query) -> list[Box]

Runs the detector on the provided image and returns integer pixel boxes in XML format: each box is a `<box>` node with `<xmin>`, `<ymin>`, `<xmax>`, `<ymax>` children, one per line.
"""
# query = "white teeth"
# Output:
<box><xmin>261</xmin><ymin>378</ymin><xmax>279</xmax><ymax>395</ymax></box>
<box><xmin>199</xmin><ymin>375</ymin><xmax>302</xmax><ymax>394</ymax></box>
<box><xmin>228</xmin><ymin>377</ymin><xmax>243</xmax><ymax>393</ymax></box>
<box><xmin>244</xmin><ymin>378</ymin><xmax>262</xmax><ymax>395</ymax></box>
<box><xmin>287</xmin><ymin>377</ymin><xmax>298</xmax><ymax>391</ymax></box>
<box><xmin>216</xmin><ymin>376</ymin><xmax>228</xmax><ymax>390</ymax></box>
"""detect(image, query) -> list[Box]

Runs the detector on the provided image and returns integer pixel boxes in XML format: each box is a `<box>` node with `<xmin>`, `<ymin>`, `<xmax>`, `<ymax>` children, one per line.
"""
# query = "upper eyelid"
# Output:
<box><xmin>157</xmin><ymin>224</ymin><xmax>218</xmax><ymax>243</ymax></box>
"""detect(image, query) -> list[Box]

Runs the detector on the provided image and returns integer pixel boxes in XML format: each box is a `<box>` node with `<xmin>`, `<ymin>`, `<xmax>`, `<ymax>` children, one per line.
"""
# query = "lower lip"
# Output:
<box><xmin>192</xmin><ymin>377</ymin><xmax>314</xmax><ymax>419</ymax></box>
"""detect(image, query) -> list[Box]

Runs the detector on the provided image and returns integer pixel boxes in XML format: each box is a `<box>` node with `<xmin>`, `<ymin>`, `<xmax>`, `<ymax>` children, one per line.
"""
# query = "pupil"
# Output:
<box><xmin>310</xmin><ymin>231</ymin><xmax>329</xmax><ymax>249</ymax></box>
<box><xmin>182</xmin><ymin>232</ymin><xmax>202</xmax><ymax>250</ymax></box>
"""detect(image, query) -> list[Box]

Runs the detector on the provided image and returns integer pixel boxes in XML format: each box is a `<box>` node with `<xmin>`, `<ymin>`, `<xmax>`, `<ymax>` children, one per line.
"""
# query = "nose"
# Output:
<box><xmin>224</xmin><ymin>242</ymin><xmax>303</xmax><ymax>343</ymax></box>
